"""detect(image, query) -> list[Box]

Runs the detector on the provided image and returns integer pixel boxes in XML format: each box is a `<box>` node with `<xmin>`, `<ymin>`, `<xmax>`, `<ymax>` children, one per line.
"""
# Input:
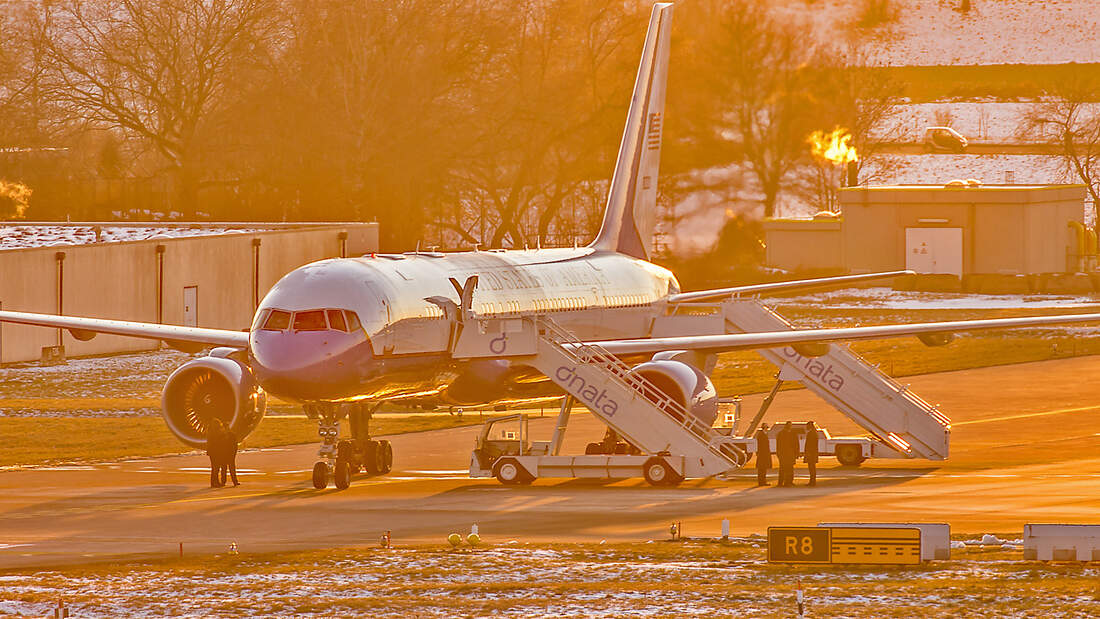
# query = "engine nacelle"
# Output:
<box><xmin>161</xmin><ymin>355</ymin><xmax>268</xmax><ymax>448</ymax></box>
<box><xmin>630</xmin><ymin>354</ymin><xmax>719</xmax><ymax>426</ymax></box>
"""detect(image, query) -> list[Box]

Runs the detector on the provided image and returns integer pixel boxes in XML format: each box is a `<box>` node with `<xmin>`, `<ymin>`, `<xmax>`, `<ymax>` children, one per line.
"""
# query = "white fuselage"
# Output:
<box><xmin>247</xmin><ymin>248</ymin><xmax>680</xmax><ymax>403</ymax></box>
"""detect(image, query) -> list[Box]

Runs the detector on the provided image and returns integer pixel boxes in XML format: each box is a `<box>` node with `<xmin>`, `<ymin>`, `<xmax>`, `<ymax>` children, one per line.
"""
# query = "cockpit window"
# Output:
<box><xmin>262</xmin><ymin>310</ymin><xmax>292</xmax><ymax>331</ymax></box>
<box><xmin>293</xmin><ymin>310</ymin><xmax>327</xmax><ymax>332</ymax></box>
<box><xmin>327</xmin><ymin>309</ymin><xmax>347</xmax><ymax>332</ymax></box>
<box><xmin>345</xmin><ymin>310</ymin><xmax>362</xmax><ymax>331</ymax></box>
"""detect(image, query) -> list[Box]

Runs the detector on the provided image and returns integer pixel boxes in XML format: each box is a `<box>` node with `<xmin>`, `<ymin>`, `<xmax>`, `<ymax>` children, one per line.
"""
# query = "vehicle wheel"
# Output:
<box><xmin>334</xmin><ymin>459</ymin><xmax>351</xmax><ymax>490</ymax></box>
<box><xmin>836</xmin><ymin>444</ymin><xmax>865</xmax><ymax>467</ymax></box>
<box><xmin>643</xmin><ymin>457</ymin><xmax>682</xmax><ymax>487</ymax></box>
<box><xmin>312</xmin><ymin>461</ymin><xmax>328</xmax><ymax>489</ymax></box>
<box><xmin>364</xmin><ymin>441</ymin><xmax>380</xmax><ymax>475</ymax></box>
<box><xmin>378</xmin><ymin>440</ymin><xmax>393</xmax><ymax>474</ymax></box>
<box><xmin>585</xmin><ymin>442</ymin><xmax>604</xmax><ymax>455</ymax></box>
<box><xmin>493</xmin><ymin>457</ymin><xmax>533</xmax><ymax>485</ymax></box>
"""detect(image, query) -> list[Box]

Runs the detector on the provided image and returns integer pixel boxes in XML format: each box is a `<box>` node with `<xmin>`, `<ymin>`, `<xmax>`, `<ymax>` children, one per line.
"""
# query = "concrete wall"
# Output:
<box><xmin>763</xmin><ymin>219</ymin><xmax>844</xmax><ymax>271</ymax></box>
<box><xmin>0</xmin><ymin>223</ymin><xmax>378</xmax><ymax>363</ymax></box>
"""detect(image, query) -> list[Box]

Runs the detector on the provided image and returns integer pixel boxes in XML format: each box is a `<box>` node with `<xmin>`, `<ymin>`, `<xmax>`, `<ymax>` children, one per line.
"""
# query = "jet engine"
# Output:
<box><xmin>629</xmin><ymin>351</ymin><xmax>718</xmax><ymax>426</ymax></box>
<box><xmin>161</xmin><ymin>354</ymin><xmax>267</xmax><ymax>448</ymax></box>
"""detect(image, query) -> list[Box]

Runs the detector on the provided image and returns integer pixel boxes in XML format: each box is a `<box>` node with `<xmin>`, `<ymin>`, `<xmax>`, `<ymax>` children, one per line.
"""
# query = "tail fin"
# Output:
<box><xmin>589</xmin><ymin>2</ymin><xmax>672</xmax><ymax>261</ymax></box>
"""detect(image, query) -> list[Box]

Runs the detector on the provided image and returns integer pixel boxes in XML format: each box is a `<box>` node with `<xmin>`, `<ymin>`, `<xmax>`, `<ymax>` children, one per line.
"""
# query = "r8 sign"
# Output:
<box><xmin>767</xmin><ymin>528</ymin><xmax>831</xmax><ymax>563</ymax></box>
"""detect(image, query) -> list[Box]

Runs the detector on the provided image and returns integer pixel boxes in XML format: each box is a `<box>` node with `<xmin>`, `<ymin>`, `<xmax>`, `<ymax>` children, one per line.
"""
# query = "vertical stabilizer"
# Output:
<box><xmin>589</xmin><ymin>2</ymin><xmax>672</xmax><ymax>261</ymax></box>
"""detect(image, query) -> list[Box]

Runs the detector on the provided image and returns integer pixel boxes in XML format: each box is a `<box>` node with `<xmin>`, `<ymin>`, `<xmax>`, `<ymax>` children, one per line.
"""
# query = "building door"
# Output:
<box><xmin>905</xmin><ymin>228</ymin><xmax>963</xmax><ymax>275</ymax></box>
<box><xmin>183</xmin><ymin>286</ymin><xmax>198</xmax><ymax>327</ymax></box>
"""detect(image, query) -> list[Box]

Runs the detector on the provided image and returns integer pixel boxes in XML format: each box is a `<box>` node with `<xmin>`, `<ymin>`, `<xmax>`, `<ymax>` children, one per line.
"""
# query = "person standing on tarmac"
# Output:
<box><xmin>753</xmin><ymin>423</ymin><xmax>772</xmax><ymax>486</ymax></box>
<box><xmin>804</xmin><ymin>421</ymin><xmax>820</xmax><ymax>487</ymax></box>
<box><xmin>219</xmin><ymin>425</ymin><xmax>241</xmax><ymax>487</ymax></box>
<box><xmin>206</xmin><ymin>419</ymin><xmax>227</xmax><ymax>488</ymax></box>
<box><xmin>776</xmin><ymin>421</ymin><xmax>797</xmax><ymax>487</ymax></box>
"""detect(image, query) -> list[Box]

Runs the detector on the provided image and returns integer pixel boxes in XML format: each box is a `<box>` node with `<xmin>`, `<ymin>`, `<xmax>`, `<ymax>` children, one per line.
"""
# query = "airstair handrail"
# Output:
<box><xmin>537</xmin><ymin>317</ymin><xmax>747</xmax><ymax>467</ymax></box>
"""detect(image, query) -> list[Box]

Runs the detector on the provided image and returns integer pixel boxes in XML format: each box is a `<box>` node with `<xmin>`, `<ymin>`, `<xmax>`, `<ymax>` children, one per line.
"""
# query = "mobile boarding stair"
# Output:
<box><xmin>455</xmin><ymin>315</ymin><xmax>749</xmax><ymax>486</ymax></box>
<box><xmin>651</xmin><ymin>297</ymin><xmax>953</xmax><ymax>464</ymax></box>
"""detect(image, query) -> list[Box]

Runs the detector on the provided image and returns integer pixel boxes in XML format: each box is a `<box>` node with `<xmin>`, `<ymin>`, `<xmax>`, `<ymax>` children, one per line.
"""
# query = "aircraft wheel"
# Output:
<box><xmin>312</xmin><ymin>461</ymin><xmax>329</xmax><ymax>489</ymax></box>
<box><xmin>493</xmin><ymin>457</ymin><xmax>533</xmax><ymax>485</ymax></box>
<box><xmin>364</xmin><ymin>441</ymin><xmax>381</xmax><ymax>475</ymax></box>
<box><xmin>836</xmin><ymin>444</ymin><xmax>865</xmax><ymax>467</ymax></box>
<box><xmin>643</xmin><ymin>457</ymin><xmax>682</xmax><ymax>487</ymax></box>
<box><xmin>378</xmin><ymin>440</ymin><xmax>393</xmax><ymax>474</ymax></box>
<box><xmin>584</xmin><ymin>442</ymin><xmax>604</xmax><ymax>455</ymax></box>
<box><xmin>334</xmin><ymin>459</ymin><xmax>351</xmax><ymax>490</ymax></box>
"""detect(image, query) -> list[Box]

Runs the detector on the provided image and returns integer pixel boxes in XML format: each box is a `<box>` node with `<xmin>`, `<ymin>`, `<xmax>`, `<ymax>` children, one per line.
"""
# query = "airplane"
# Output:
<box><xmin>2</xmin><ymin>3</ymin><xmax>1099</xmax><ymax>489</ymax></box>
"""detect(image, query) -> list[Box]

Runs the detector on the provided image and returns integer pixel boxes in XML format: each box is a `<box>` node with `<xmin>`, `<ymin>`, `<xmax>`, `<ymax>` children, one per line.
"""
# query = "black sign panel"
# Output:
<box><xmin>767</xmin><ymin>527</ymin><xmax>831</xmax><ymax>563</ymax></box>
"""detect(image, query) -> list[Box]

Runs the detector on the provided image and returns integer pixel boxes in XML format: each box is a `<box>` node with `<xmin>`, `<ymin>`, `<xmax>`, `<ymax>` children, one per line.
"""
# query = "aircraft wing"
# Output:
<box><xmin>667</xmin><ymin>270</ymin><xmax>915</xmax><ymax>303</ymax></box>
<box><xmin>586</xmin><ymin>312</ymin><xmax>1100</xmax><ymax>355</ymax></box>
<box><xmin>0</xmin><ymin>310</ymin><xmax>250</xmax><ymax>350</ymax></box>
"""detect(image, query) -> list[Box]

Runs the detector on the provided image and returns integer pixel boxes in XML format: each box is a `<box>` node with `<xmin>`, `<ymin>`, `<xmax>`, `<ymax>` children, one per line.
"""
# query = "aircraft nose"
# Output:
<box><xmin>250</xmin><ymin>330</ymin><xmax>372</xmax><ymax>401</ymax></box>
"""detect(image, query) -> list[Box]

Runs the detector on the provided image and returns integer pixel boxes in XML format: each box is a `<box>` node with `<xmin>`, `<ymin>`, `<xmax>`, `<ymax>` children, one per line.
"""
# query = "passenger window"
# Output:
<box><xmin>327</xmin><ymin>309</ymin><xmax>347</xmax><ymax>332</ymax></box>
<box><xmin>344</xmin><ymin>310</ymin><xmax>362</xmax><ymax>331</ymax></box>
<box><xmin>262</xmin><ymin>310</ymin><xmax>291</xmax><ymax>331</ymax></box>
<box><xmin>293</xmin><ymin>310</ymin><xmax>327</xmax><ymax>332</ymax></box>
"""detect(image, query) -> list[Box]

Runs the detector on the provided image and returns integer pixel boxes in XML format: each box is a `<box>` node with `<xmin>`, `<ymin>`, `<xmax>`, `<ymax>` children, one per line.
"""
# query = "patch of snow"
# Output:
<box><xmin>777</xmin><ymin>0</ymin><xmax>1100</xmax><ymax>66</ymax></box>
<box><xmin>0</xmin><ymin>225</ymin><xmax>266</xmax><ymax>251</ymax></box>
<box><xmin>777</xmin><ymin>287</ymin><xmax>1100</xmax><ymax>310</ymax></box>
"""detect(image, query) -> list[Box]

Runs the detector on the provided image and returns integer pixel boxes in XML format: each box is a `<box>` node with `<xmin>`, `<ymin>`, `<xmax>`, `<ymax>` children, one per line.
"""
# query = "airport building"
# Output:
<box><xmin>764</xmin><ymin>184</ymin><xmax>1091</xmax><ymax>286</ymax></box>
<box><xmin>0</xmin><ymin>222</ymin><xmax>378</xmax><ymax>363</ymax></box>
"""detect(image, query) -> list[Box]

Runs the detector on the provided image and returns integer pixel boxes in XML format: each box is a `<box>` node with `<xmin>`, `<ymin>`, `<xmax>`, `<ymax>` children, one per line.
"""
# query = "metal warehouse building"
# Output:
<box><xmin>0</xmin><ymin>222</ymin><xmax>378</xmax><ymax>363</ymax></box>
<box><xmin>764</xmin><ymin>184</ymin><xmax>1089</xmax><ymax>277</ymax></box>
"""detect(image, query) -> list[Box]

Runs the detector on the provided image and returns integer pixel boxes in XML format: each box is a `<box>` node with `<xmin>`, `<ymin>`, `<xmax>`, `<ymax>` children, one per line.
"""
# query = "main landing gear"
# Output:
<box><xmin>304</xmin><ymin>402</ymin><xmax>393</xmax><ymax>489</ymax></box>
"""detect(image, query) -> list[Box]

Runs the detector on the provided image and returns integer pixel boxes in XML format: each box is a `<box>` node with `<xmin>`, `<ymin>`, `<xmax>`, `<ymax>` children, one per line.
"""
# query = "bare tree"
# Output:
<box><xmin>800</xmin><ymin>49</ymin><xmax>905</xmax><ymax>212</ymax></box>
<box><xmin>453</xmin><ymin>0</ymin><xmax>643</xmax><ymax>248</ymax></box>
<box><xmin>237</xmin><ymin>0</ymin><xmax>496</xmax><ymax>247</ymax></box>
<box><xmin>684</xmin><ymin>0</ymin><xmax>827</xmax><ymax>218</ymax></box>
<box><xmin>33</xmin><ymin>0</ymin><xmax>279</xmax><ymax>215</ymax></box>
<box><xmin>1021</xmin><ymin>76</ymin><xmax>1100</xmax><ymax>222</ymax></box>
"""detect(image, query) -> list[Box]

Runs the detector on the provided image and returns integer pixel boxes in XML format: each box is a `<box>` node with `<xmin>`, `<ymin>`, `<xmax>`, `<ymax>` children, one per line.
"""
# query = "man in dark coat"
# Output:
<box><xmin>219</xmin><ymin>426</ymin><xmax>240</xmax><ymax>487</ymax></box>
<box><xmin>206</xmin><ymin>419</ymin><xmax>227</xmax><ymax>488</ymax></box>
<box><xmin>776</xmin><ymin>421</ymin><xmax>797</xmax><ymax>487</ymax></box>
<box><xmin>804</xmin><ymin>421</ymin><xmax>820</xmax><ymax>487</ymax></box>
<box><xmin>753</xmin><ymin>423</ymin><xmax>772</xmax><ymax>486</ymax></box>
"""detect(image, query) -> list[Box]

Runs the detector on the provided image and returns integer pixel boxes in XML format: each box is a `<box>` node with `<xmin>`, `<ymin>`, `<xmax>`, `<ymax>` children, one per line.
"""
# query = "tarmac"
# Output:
<box><xmin>4</xmin><ymin>355</ymin><xmax>1100</xmax><ymax>570</ymax></box>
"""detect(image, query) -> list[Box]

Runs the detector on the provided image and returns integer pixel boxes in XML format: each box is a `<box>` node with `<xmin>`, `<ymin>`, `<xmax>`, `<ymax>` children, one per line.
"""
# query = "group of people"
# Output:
<box><xmin>752</xmin><ymin>420</ymin><xmax>819</xmax><ymax>488</ymax></box>
<box><xmin>205</xmin><ymin>419</ymin><xmax>241</xmax><ymax>488</ymax></box>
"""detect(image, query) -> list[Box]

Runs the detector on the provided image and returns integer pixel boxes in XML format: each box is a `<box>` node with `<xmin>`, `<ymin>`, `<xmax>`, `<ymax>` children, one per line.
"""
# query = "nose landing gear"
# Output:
<box><xmin>305</xmin><ymin>402</ymin><xmax>394</xmax><ymax>489</ymax></box>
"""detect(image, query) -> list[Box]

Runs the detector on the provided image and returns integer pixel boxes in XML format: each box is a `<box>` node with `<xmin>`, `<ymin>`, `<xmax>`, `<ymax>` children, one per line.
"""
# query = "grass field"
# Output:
<box><xmin>1</xmin><ymin>542</ymin><xmax>1095</xmax><ymax>617</ymax></box>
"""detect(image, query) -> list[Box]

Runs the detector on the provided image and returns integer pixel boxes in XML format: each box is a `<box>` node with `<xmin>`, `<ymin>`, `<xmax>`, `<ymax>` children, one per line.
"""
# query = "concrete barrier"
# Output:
<box><xmin>1038</xmin><ymin>273</ymin><xmax>1095</xmax><ymax>295</ymax></box>
<box><xmin>1023</xmin><ymin>524</ymin><xmax>1100</xmax><ymax>561</ymax></box>
<box><xmin>819</xmin><ymin>522</ymin><xmax>950</xmax><ymax>561</ymax></box>
<box><xmin>898</xmin><ymin>274</ymin><xmax>962</xmax><ymax>293</ymax></box>
<box><xmin>963</xmin><ymin>273</ymin><xmax>1032</xmax><ymax>295</ymax></box>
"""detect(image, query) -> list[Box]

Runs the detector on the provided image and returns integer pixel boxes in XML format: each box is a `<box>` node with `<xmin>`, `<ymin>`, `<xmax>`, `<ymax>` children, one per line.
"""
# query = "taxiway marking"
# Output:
<box><xmin>952</xmin><ymin>405</ymin><xmax>1100</xmax><ymax>427</ymax></box>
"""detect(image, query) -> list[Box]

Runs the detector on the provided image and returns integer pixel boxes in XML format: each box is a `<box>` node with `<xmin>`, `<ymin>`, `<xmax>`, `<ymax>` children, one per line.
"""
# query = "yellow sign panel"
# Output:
<box><xmin>768</xmin><ymin>527</ymin><xmax>921</xmax><ymax>565</ymax></box>
<box><xmin>829</xmin><ymin>527</ymin><xmax>921</xmax><ymax>565</ymax></box>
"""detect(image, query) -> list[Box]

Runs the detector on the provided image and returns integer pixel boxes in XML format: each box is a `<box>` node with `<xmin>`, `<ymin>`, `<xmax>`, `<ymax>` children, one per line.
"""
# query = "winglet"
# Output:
<box><xmin>589</xmin><ymin>2</ymin><xmax>672</xmax><ymax>261</ymax></box>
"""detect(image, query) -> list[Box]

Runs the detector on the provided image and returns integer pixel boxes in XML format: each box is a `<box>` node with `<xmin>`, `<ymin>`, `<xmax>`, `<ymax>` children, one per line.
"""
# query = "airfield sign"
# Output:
<box><xmin>768</xmin><ymin>527</ymin><xmax>922</xmax><ymax>565</ymax></box>
<box><xmin>767</xmin><ymin>528</ymin><xmax>831</xmax><ymax>563</ymax></box>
